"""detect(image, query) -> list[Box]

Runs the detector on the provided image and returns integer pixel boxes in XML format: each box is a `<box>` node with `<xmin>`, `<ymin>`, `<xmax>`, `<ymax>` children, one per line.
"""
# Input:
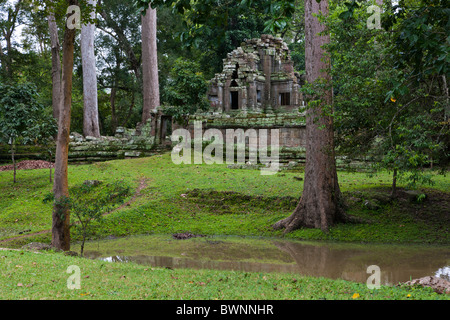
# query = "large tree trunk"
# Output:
<box><xmin>81</xmin><ymin>0</ymin><xmax>101</xmax><ymax>137</ymax></box>
<box><xmin>52</xmin><ymin>0</ymin><xmax>78</xmax><ymax>251</ymax></box>
<box><xmin>273</xmin><ymin>0</ymin><xmax>347</xmax><ymax>233</ymax></box>
<box><xmin>141</xmin><ymin>7</ymin><xmax>160</xmax><ymax>124</ymax></box>
<box><xmin>48</xmin><ymin>12</ymin><xmax>62</xmax><ymax>121</ymax></box>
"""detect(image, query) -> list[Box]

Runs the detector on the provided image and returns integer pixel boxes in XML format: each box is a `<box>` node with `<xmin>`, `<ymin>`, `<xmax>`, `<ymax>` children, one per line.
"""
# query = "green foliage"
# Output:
<box><xmin>288</xmin><ymin>42</ymin><xmax>305</xmax><ymax>73</ymax></box>
<box><xmin>42</xmin><ymin>180</ymin><xmax>130</xmax><ymax>255</ymax></box>
<box><xmin>135</xmin><ymin>0</ymin><xmax>296</xmax><ymax>77</ymax></box>
<box><xmin>384</xmin><ymin>0</ymin><xmax>449</xmax><ymax>81</ymax></box>
<box><xmin>70</xmin><ymin>180</ymin><xmax>131</xmax><ymax>254</ymax></box>
<box><xmin>45</xmin><ymin>180</ymin><xmax>131</xmax><ymax>256</ymax></box>
<box><xmin>135</xmin><ymin>0</ymin><xmax>295</xmax><ymax>35</ymax></box>
<box><xmin>329</xmin><ymin>0</ymin><xmax>449</xmax><ymax>192</ymax></box>
<box><xmin>161</xmin><ymin>58</ymin><xmax>209</xmax><ymax>124</ymax></box>
<box><xmin>0</xmin><ymin>82</ymin><xmax>55</xmax><ymax>182</ymax></box>
<box><xmin>23</xmin><ymin>109</ymin><xmax>57</xmax><ymax>148</ymax></box>
<box><xmin>0</xmin><ymin>82</ymin><xmax>44</xmax><ymax>143</ymax></box>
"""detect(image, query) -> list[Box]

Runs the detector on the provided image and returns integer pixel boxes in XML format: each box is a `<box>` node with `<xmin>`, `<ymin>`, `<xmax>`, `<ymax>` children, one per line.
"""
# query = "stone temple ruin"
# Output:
<box><xmin>0</xmin><ymin>35</ymin><xmax>309</xmax><ymax>166</ymax></box>
<box><xmin>207</xmin><ymin>34</ymin><xmax>303</xmax><ymax>113</ymax></box>
<box><xmin>181</xmin><ymin>35</ymin><xmax>309</xmax><ymax>165</ymax></box>
<box><xmin>0</xmin><ymin>35</ymin><xmax>362</xmax><ymax>168</ymax></box>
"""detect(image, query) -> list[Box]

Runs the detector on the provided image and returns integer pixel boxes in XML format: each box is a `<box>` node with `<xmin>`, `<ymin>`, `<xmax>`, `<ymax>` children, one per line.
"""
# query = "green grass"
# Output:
<box><xmin>0</xmin><ymin>154</ymin><xmax>449</xmax><ymax>300</ymax></box>
<box><xmin>0</xmin><ymin>153</ymin><xmax>449</xmax><ymax>246</ymax></box>
<box><xmin>0</xmin><ymin>249</ymin><xmax>446</xmax><ymax>300</ymax></box>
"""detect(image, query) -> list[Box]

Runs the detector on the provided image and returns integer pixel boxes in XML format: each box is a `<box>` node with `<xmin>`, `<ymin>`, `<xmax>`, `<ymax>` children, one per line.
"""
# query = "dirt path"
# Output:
<box><xmin>105</xmin><ymin>178</ymin><xmax>149</xmax><ymax>216</ymax></box>
<box><xmin>0</xmin><ymin>178</ymin><xmax>149</xmax><ymax>245</ymax></box>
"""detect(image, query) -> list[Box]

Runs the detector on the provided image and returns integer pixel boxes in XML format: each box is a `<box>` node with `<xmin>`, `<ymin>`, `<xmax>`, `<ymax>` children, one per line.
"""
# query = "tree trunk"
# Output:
<box><xmin>48</xmin><ymin>151</ymin><xmax>53</xmax><ymax>184</ymax></box>
<box><xmin>110</xmin><ymin>86</ymin><xmax>118</xmax><ymax>135</ymax></box>
<box><xmin>48</xmin><ymin>12</ymin><xmax>62</xmax><ymax>122</ymax></box>
<box><xmin>0</xmin><ymin>39</ymin><xmax>4</xmax><ymax>75</ymax></box>
<box><xmin>442</xmin><ymin>75</ymin><xmax>449</xmax><ymax>118</ymax></box>
<box><xmin>141</xmin><ymin>7</ymin><xmax>160</xmax><ymax>124</ymax></box>
<box><xmin>11</xmin><ymin>140</ymin><xmax>16</xmax><ymax>183</ymax></box>
<box><xmin>121</xmin><ymin>91</ymin><xmax>136</xmax><ymax>128</ymax></box>
<box><xmin>81</xmin><ymin>0</ymin><xmax>101</xmax><ymax>137</ymax></box>
<box><xmin>391</xmin><ymin>168</ymin><xmax>397</xmax><ymax>198</ymax></box>
<box><xmin>273</xmin><ymin>0</ymin><xmax>347</xmax><ymax>233</ymax></box>
<box><xmin>52</xmin><ymin>0</ymin><xmax>78</xmax><ymax>252</ymax></box>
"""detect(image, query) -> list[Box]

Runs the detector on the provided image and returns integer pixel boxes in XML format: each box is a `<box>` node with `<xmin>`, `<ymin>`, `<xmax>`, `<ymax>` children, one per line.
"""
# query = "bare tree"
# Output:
<box><xmin>141</xmin><ymin>6</ymin><xmax>160</xmax><ymax>124</ymax></box>
<box><xmin>81</xmin><ymin>0</ymin><xmax>100</xmax><ymax>137</ymax></box>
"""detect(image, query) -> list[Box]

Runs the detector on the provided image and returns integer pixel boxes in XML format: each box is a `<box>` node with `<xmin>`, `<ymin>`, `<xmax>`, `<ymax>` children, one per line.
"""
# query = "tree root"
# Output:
<box><xmin>272</xmin><ymin>200</ymin><xmax>364</xmax><ymax>234</ymax></box>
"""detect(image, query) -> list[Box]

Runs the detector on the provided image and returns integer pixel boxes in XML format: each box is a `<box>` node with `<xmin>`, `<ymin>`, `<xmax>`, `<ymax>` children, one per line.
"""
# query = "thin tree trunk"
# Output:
<box><xmin>5</xmin><ymin>35</ymin><xmax>12</xmax><ymax>77</ymax></box>
<box><xmin>391</xmin><ymin>168</ymin><xmax>397</xmax><ymax>198</ymax></box>
<box><xmin>52</xmin><ymin>0</ymin><xmax>78</xmax><ymax>252</ymax></box>
<box><xmin>48</xmin><ymin>12</ymin><xmax>62</xmax><ymax>122</ymax></box>
<box><xmin>121</xmin><ymin>91</ymin><xmax>135</xmax><ymax>128</ymax></box>
<box><xmin>442</xmin><ymin>75</ymin><xmax>449</xmax><ymax>118</ymax></box>
<box><xmin>110</xmin><ymin>86</ymin><xmax>118</xmax><ymax>134</ymax></box>
<box><xmin>0</xmin><ymin>40</ymin><xmax>4</xmax><ymax>75</ymax></box>
<box><xmin>11</xmin><ymin>141</ymin><xmax>16</xmax><ymax>183</ymax></box>
<box><xmin>141</xmin><ymin>7</ymin><xmax>160</xmax><ymax>124</ymax></box>
<box><xmin>2</xmin><ymin>31</ymin><xmax>12</xmax><ymax>77</ymax></box>
<box><xmin>80</xmin><ymin>228</ymin><xmax>86</xmax><ymax>257</ymax></box>
<box><xmin>81</xmin><ymin>0</ymin><xmax>101</xmax><ymax>137</ymax></box>
<box><xmin>49</xmin><ymin>151</ymin><xmax>53</xmax><ymax>183</ymax></box>
<box><xmin>273</xmin><ymin>0</ymin><xmax>348</xmax><ymax>233</ymax></box>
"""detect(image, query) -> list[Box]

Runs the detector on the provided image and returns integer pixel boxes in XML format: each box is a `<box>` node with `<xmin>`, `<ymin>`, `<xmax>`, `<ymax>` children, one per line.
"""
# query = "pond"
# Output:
<box><xmin>78</xmin><ymin>234</ymin><xmax>450</xmax><ymax>286</ymax></box>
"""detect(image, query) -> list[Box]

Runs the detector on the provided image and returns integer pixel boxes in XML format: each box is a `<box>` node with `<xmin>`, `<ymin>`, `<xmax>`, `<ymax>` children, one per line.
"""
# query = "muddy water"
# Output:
<box><xmin>80</xmin><ymin>235</ymin><xmax>450</xmax><ymax>286</ymax></box>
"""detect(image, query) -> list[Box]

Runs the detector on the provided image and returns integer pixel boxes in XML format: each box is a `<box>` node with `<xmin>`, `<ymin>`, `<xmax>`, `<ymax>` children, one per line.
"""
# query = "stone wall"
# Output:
<box><xmin>184</xmin><ymin>111</ymin><xmax>307</xmax><ymax>163</ymax></box>
<box><xmin>67</xmin><ymin>127</ymin><xmax>159</xmax><ymax>163</ymax></box>
<box><xmin>0</xmin><ymin>124</ymin><xmax>162</xmax><ymax>164</ymax></box>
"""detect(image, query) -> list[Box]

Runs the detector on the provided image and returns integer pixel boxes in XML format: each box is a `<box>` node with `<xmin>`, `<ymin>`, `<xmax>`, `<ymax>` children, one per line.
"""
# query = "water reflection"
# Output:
<box><xmin>435</xmin><ymin>267</ymin><xmax>450</xmax><ymax>281</ymax></box>
<box><xmin>83</xmin><ymin>237</ymin><xmax>450</xmax><ymax>286</ymax></box>
<box><xmin>272</xmin><ymin>241</ymin><xmax>450</xmax><ymax>285</ymax></box>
